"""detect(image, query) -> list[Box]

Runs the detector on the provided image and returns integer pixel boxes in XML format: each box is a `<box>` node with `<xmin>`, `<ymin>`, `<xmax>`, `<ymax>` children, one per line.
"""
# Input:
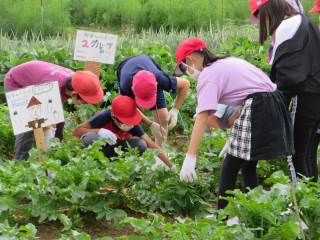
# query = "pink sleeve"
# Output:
<box><xmin>196</xmin><ymin>81</ymin><xmax>219</xmax><ymax>114</ymax></box>
<box><xmin>3</xmin><ymin>70</ymin><xmax>17</xmax><ymax>90</ymax></box>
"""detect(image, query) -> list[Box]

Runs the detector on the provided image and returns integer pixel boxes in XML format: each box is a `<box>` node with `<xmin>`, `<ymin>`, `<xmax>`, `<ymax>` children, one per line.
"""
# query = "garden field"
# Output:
<box><xmin>0</xmin><ymin>0</ymin><xmax>318</xmax><ymax>37</ymax></box>
<box><xmin>1</xmin><ymin>1</ymin><xmax>320</xmax><ymax>240</ymax></box>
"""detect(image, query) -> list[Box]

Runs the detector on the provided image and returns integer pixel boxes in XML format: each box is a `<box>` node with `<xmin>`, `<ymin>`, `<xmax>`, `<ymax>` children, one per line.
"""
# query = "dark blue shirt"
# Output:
<box><xmin>89</xmin><ymin>109</ymin><xmax>145</xmax><ymax>138</ymax></box>
<box><xmin>117</xmin><ymin>54</ymin><xmax>177</xmax><ymax>100</ymax></box>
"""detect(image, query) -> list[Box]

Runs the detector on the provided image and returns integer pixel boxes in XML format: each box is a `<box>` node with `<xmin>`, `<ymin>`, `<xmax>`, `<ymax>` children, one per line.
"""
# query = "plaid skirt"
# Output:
<box><xmin>228</xmin><ymin>91</ymin><xmax>294</xmax><ymax>161</ymax></box>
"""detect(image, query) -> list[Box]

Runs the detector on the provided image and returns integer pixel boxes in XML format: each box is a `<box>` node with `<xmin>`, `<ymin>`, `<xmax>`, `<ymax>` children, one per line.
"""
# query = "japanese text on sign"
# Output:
<box><xmin>74</xmin><ymin>30</ymin><xmax>118</xmax><ymax>64</ymax></box>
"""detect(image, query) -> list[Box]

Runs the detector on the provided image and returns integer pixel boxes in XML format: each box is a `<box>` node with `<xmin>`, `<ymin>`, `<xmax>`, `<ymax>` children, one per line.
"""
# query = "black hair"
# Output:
<box><xmin>178</xmin><ymin>48</ymin><xmax>227</xmax><ymax>73</ymax></box>
<box><xmin>194</xmin><ymin>48</ymin><xmax>228</xmax><ymax>67</ymax></box>
<box><xmin>65</xmin><ymin>77</ymin><xmax>73</xmax><ymax>91</ymax></box>
<box><xmin>259</xmin><ymin>0</ymin><xmax>298</xmax><ymax>44</ymax></box>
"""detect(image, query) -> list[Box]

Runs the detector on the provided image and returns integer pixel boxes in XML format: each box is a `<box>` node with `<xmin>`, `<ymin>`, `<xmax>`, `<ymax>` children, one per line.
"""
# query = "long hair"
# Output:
<box><xmin>259</xmin><ymin>0</ymin><xmax>298</xmax><ymax>44</ymax></box>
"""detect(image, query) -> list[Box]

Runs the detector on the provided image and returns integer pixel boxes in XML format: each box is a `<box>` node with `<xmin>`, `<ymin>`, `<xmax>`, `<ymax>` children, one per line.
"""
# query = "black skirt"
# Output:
<box><xmin>228</xmin><ymin>90</ymin><xmax>294</xmax><ymax>161</ymax></box>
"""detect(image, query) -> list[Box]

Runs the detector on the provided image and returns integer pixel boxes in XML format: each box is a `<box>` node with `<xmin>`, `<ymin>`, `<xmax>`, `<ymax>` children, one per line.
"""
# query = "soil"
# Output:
<box><xmin>81</xmin><ymin>213</ymin><xmax>137</xmax><ymax>239</ymax></box>
<box><xmin>34</xmin><ymin>208</ymin><xmax>179</xmax><ymax>239</ymax></box>
<box><xmin>35</xmin><ymin>212</ymin><xmax>139</xmax><ymax>239</ymax></box>
<box><xmin>36</xmin><ymin>221</ymin><xmax>62</xmax><ymax>240</ymax></box>
<box><xmin>31</xmin><ymin>211</ymin><xmax>144</xmax><ymax>240</ymax></box>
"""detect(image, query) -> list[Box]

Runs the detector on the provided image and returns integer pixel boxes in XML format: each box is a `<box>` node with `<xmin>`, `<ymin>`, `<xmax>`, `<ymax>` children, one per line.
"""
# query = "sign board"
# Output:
<box><xmin>5</xmin><ymin>81</ymin><xmax>64</xmax><ymax>135</ymax></box>
<box><xmin>74</xmin><ymin>30</ymin><xmax>118</xmax><ymax>64</ymax></box>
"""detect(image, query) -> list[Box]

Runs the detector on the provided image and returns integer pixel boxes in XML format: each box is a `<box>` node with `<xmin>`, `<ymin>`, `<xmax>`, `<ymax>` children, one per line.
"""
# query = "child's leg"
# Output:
<box><xmin>14</xmin><ymin>131</ymin><xmax>34</xmax><ymax>160</ymax></box>
<box><xmin>307</xmin><ymin>131</ymin><xmax>320</xmax><ymax>182</ymax></box>
<box><xmin>241</xmin><ymin>160</ymin><xmax>258</xmax><ymax>191</ymax></box>
<box><xmin>217</xmin><ymin>154</ymin><xmax>246</xmax><ymax>209</ymax></box>
<box><xmin>54</xmin><ymin>122</ymin><xmax>65</xmax><ymax>140</ymax></box>
<box><xmin>127</xmin><ymin>138</ymin><xmax>148</xmax><ymax>154</ymax></box>
<box><xmin>81</xmin><ymin>132</ymin><xmax>99</xmax><ymax>147</ymax></box>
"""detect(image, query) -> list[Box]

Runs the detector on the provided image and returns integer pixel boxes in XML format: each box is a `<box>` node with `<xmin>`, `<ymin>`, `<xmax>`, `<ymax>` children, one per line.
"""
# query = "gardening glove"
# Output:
<box><xmin>98</xmin><ymin>128</ymin><xmax>117</xmax><ymax>145</ymax></box>
<box><xmin>150</xmin><ymin>122</ymin><xmax>166</xmax><ymax>142</ymax></box>
<box><xmin>167</xmin><ymin>108</ymin><xmax>179</xmax><ymax>130</ymax></box>
<box><xmin>180</xmin><ymin>154</ymin><xmax>197</xmax><ymax>182</ymax></box>
<box><xmin>151</xmin><ymin>157</ymin><xmax>171</xmax><ymax>171</ymax></box>
<box><xmin>219</xmin><ymin>140</ymin><xmax>230</xmax><ymax>159</ymax></box>
<box><xmin>153</xmin><ymin>157</ymin><xmax>176</xmax><ymax>171</ymax></box>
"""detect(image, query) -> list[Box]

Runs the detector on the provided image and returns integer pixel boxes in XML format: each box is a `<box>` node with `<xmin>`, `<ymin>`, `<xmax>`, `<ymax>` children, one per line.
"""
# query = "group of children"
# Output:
<box><xmin>4</xmin><ymin>0</ymin><xmax>320</xmax><ymax>209</ymax></box>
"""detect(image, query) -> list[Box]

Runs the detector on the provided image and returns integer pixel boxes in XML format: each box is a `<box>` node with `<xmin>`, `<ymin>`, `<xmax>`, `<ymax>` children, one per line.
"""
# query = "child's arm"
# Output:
<box><xmin>141</xmin><ymin>133</ymin><xmax>173</xmax><ymax>168</ymax></box>
<box><xmin>73</xmin><ymin>122</ymin><xmax>99</xmax><ymax>138</ymax></box>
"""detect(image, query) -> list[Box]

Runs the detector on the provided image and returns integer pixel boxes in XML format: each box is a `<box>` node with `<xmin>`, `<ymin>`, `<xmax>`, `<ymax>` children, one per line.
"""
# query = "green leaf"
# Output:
<box><xmin>0</xmin><ymin>196</ymin><xmax>18</xmax><ymax>213</ymax></box>
<box><xmin>58</xmin><ymin>214</ymin><xmax>73</xmax><ymax>231</ymax></box>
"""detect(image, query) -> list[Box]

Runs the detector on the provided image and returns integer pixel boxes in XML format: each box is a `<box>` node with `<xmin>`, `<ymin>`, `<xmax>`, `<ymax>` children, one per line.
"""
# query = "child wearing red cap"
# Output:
<box><xmin>175</xmin><ymin>37</ymin><xmax>294</xmax><ymax>209</ymax></box>
<box><xmin>251</xmin><ymin>0</ymin><xmax>320</xmax><ymax>181</ymax></box>
<box><xmin>73</xmin><ymin>95</ymin><xmax>174</xmax><ymax>169</ymax></box>
<box><xmin>117</xmin><ymin>54</ymin><xmax>190</xmax><ymax>146</ymax></box>
<box><xmin>310</xmin><ymin>0</ymin><xmax>320</xmax><ymax>14</ymax></box>
<box><xmin>4</xmin><ymin>60</ymin><xmax>104</xmax><ymax>160</ymax></box>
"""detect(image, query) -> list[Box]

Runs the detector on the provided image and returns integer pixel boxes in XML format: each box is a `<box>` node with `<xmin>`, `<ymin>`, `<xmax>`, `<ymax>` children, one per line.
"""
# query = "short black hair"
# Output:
<box><xmin>65</xmin><ymin>77</ymin><xmax>73</xmax><ymax>91</ymax></box>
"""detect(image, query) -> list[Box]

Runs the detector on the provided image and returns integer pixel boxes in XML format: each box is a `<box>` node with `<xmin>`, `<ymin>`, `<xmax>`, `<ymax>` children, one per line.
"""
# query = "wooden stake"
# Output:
<box><xmin>84</xmin><ymin>61</ymin><xmax>101</xmax><ymax>78</ymax></box>
<box><xmin>33</xmin><ymin>128</ymin><xmax>47</xmax><ymax>152</ymax></box>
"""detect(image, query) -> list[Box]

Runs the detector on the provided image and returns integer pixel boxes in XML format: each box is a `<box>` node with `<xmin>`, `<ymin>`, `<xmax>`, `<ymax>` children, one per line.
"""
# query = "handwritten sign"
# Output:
<box><xmin>5</xmin><ymin>82</ymin><xmax>64</xmax><ymax>135</ymax></box>
<box><xmin>74</xmin><ymin>30</ymin><xmax>118</xmax><ymax>64</ymax></box>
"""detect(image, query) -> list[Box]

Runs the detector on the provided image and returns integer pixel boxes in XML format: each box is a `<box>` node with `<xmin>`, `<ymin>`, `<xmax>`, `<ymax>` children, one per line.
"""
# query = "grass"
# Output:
<box><xmin>0</xmin><ymin>22</ymin><xmax>258</xmax><ymax>52</ymax></box>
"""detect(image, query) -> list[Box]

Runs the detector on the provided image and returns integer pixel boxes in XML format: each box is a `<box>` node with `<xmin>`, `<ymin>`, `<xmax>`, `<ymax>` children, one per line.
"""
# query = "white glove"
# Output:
<box><xmin>219</xmin><ymin>140</ymin><xmax>230</xmax><ymax>158</ymax></box>
<box><xmin>151</xmin><ymin>157</ymin><xmax>170</xmax><ymax>170</ymax></box>
<box><xmin>179</xmin><ymin>154</ymin><xmax>197</xmax><ymax>182</ymax></box>
<box><xmin>44</xmin><ymin>128</ymin><xmax>56</xmax><ymax>149</ymax></box>
<box><xmin>97</xmin><ymin>129</ymin><xmax>117</xmax><ymax>145</ymax></box>
<box><xmin>167</xmin><ymin>108</ymin><xmax>179</xmax><ymax>130</ymax></box>
<box><xmin>150</xmin><ymin>122</ymin><xmax>166</xmax><ymax>142</ymax></box>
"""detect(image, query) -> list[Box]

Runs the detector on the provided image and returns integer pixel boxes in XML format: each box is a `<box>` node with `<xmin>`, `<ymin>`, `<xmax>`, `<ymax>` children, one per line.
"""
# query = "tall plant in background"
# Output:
<box><xmin>69</xmin><ymin>0</ymin><xmax>142</xmax><ymax>30</ymax></box>
<box><xmin>0</xmin><ymin>0</ymin><xmax>70</xmax><ymax>37</ymax></box>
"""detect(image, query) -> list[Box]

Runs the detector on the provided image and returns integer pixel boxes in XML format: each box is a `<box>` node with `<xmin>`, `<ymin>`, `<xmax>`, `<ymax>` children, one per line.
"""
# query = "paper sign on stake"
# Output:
<box><xmin>74</xmin><ymin>30</ymin><xmax>118</xmax><ymax>64</ymax></box>
<box><xmin>5</xmin><ymin>81</ymin><xmax>64</xmax><ymax>136</ymax></box>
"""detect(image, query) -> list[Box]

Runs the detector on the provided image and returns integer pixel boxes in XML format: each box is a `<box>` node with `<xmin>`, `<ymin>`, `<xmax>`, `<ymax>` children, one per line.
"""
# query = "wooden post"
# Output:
<box><xmin>33</xmin><ymin>128</ymin><xmax>47</xmax><ymax>152</ymax></box>
<box><xmin>84</xmin><ymin>61</ymin><xmax>101</xmax><ymax>78</ymax></box>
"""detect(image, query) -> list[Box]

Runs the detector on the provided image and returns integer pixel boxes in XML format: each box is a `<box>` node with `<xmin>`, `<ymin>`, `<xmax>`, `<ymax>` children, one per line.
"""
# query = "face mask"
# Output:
<box><xmin>112</xmin><ymin>115</ymin><xmax>134</xmax><ymax>131</ymax></box>
<box><xmin>186</xmin><ymin>64</ymin><xmax>201</xmax><ymax>80</ymax></box>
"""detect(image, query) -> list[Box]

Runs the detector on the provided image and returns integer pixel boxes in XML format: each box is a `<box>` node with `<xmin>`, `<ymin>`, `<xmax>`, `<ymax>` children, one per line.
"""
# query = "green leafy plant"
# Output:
<box><xmin>0</xmin><ymin>221</ymin><xmax>37</xmax><ymax>240</ymax></box>
<box><xmin>0</xmin><ymin>104</ymin><xmax>14</xmax><ymax>160</ymax></box>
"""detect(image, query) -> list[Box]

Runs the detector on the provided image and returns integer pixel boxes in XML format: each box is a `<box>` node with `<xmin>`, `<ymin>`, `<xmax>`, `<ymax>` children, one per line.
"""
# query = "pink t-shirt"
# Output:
<box><xmin>196</xmin><ymin>57</ymin><xmax>276</xmax><ymax>114</ymax></box>
<box><xmin>4</xmin><ymin>60</ymin><xmax>74</xmax><ymax>91</ymax></box>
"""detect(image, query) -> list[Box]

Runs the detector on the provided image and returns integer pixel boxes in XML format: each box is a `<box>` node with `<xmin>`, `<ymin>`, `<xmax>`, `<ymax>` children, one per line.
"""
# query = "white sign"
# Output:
<box><xmin>5</xmin><ymin>82</ymin><xmax>64</xmax><ymax>135</ymax></box>
<box><xmin>74</xmin><ymin>30</ymin><xmax>118</xmax><ymax>64</ymax></box>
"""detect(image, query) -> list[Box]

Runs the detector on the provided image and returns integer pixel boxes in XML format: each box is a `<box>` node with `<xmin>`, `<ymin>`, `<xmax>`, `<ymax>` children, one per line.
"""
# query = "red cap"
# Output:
<box><xmin>132</xmin><ymin>70</ymin><xmax>157</xmax><ymax>109</ymax></box>
<box><xmin>72</xmin><ymin>71</ymin><xmax>104</xmax><ymax>104</ymax></box>
<box><xmin>310</xmin><ymin>0</ymin><xmax>320</xmax><ymax>13</ymax></box>
<box><xmin>111</xmin><ymin>95</ymin><xmax>142</xmax><ymax>125</ymax></box>
<box><xmin>249</xmin><ymin>0</ymin><xmax>269</xmax><ymax>16</ymax></box>
<box><xmin>175</xmin><ymin>38</ymin><xmax>207</xmax><ymax>63</ymax></box>
<box><xmin>174</xmin><ymin>38</ymin><xmax>207</xmax><ymax>75</ymax></box>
